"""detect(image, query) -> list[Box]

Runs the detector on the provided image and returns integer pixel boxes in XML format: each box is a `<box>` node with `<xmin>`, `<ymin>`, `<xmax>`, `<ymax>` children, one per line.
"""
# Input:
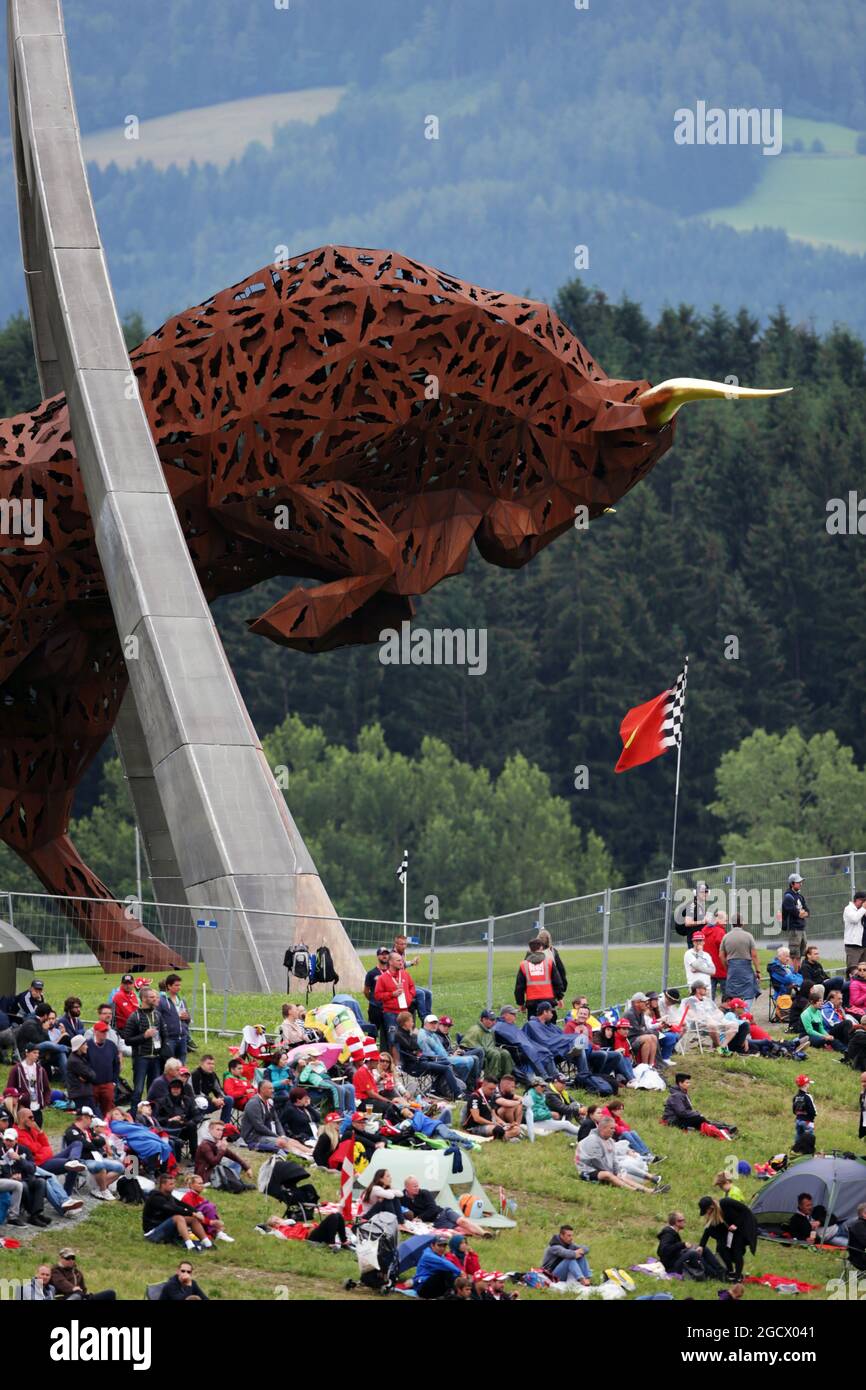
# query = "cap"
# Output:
<box><xmin>438</xmin><ymin>1015</ymin><xmax>453</xmax><ymax>1027</ymax></box>
<box><xmin>480</xmin><ymin>1009</ymin><xmax>495</xmax><ymax>1021</ymax></box>
<box><xmin>855</xmin><ymin>891</ymin><xmax>866</xmax><ymax>901</ymax></box>
<box><xmin>796</xmin><ymin>1074</ymin><xmax>812</xmax><ymax>1087</ymax></box>
<box><xmin>692</xmin><ymin>932</ymin><xmax>705</xmax><ymax>941</ymax></box>
<box><xmin>58</xmin><ymin>1247</ymin><xmax>77</xmax><ymax>1259</ymax></box>
<box><xmin>788</xmin><ymin>873</ymin><xmax>803</xmax><ymax>884</ymax></box>
<box><xmin>728</xmin><ymin>997</ymin><xmax>746</xmax><ymax>1008</ymax></box>
<box><xmin>647</xmin><ymin>991</ymin><xmax>659</xmax><ymax>1000</ymax></box>
<box><xmin>324</xmin><ymin>1111</ymin><xmax>342</xmax><ymax>1123</ymax></box>
<box><xmin>632</xmin><ymin>991</ymin><xmax>649</xmax><ymax>1001</ymax></box>
<box><xmin>178</xmin><ymin>1067</ymin><xmax>190</xmax><ymax>1076</ymax></box>
<box><xmin>30</xmin><ymin>979</ymin><xmax>44</xmax><ymax>990</ymax></box>
<box><xmin>500</xmin><ymin>1004</ymin><xmax>518</xmax><ymax>1015</ymax></box>
<box><xmin>554</xmin><ymin>1073</ymin><xmax>568</xmax><ymax>1083</ymax></box>
<box><xmin>664</xmin><ymin>988</ymin><xmax>680</xmax><ymax>1002</ymax></box>
<box><xmin>423</xmin><ymin>1014</ymin><xmax>439</xmax><ymax>1025</ymax></box>
<box><xmin>93</xmin><ymin>1021</ymin><xmax>109</xmax><ymax>1032</ymax></box>
<box><xmin>121</xmin><ymin>973</ymin><xmax>135</xmax><ymax>984</ymax></box>
<box><xmin>3</xmin><ymin>1127</ymin><xmax>17</xmax><ymax>1141</ymax></box>
<box><xmin>80</xmin><ymin>1106</ymin><xmax>94</xmax><ymax>1116</ymax></box>
<box><xmin>376</xmin><ymin>945</ymin><xmax>390</xmax><ymax>956</ymax></box>
<box><xmin>675</xmin><ymin>1074</ymin><xmax>691</xmax><ymax>1085</ymax></box>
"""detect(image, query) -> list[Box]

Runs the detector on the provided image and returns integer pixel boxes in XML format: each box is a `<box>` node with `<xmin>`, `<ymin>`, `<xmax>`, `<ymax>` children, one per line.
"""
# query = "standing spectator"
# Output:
<box><xmin>364</xmin><ymin>946</ymin><xmax>390</xmax><ymax>1042</ymax></box>
<box><xmin>110</xmin><ymin>975</ymin><xmax>142</xmax><ymax>1033</ymax></box>
<box><xmin>536</xmin><ymin>929</ymin><xmax>568</xmax><ymax>1005</ymax></box>
<box><xmin>67</xmin><ymin>1036</ymin><xmax>96</xmax><ymax>1110</ymax></box>
<box><xmin>679</xmin><ymin>882</ymin><xmax>710</xmax><ymax>945</ymax></box>
<box><xmin>541</xmin><ymin>1225</ymin><xmax>592</xmax><ymax>1285</ymax></box>
<box><xmin>49</xmin><ymin>1247</ymin><xmax>116</xmax><ymax>1299</ymax></box>
<box><xmin>684</xmin><ymin>932</ymin><xmax>716</xmax><ymax>991</ymax></box>
<box><xmin>124</xmin><ymin>986</ymin><xmax>168</xmax><ymax>1116</ymax></box>
<box><xmin>392</xmin><ymin>934</ymin><xmax>432</xmax><ymax>1020</ymax></box>
<box><xmin>844</xmin><ymin>891</ymin><xmax>866</xmax><ymax>974</ymax></box>
<box><xmin>374</xmin><ymin>952</ymin><xmax>416</xmax><ymax>1040</ymax></box>
<box><xmin>781</xmin><ymin>874</ymin><xmax>809</xmax><ymax>970</ymax></box>
<box><xmin>701</xmin><ymin>913</ymin><xmax>728</xmax><ymax>999</ymax></box>
<box><xmin>792</xmin><ymin>1074</ymin><xmax>817</xmax><ymax>1153</ymax></box>
<box><xmin>515</xmin><ymin>938</ymin><xmax>563</xmax><ymax>1017</ymax></box>
<box><xmin>719</xmin><ymin>919</ymin><xmax>761</xmax><ymax>1002</ymax></box>
<box><xmin>87</xmin><ymin>1021</ymin><xmax>120</xmax><ymax>1118</ymax></box>
<box><xmin>697</xmin><ymin>1196</ymin><xmax>757</xmax><ymax>1281</ymax></box>
<box><xmin>157</xmin><ymin>974</ymin><xmax>191</xmax><ymax>1063</ymax></box>
<box><xmin>159</xmin><ymin>1260</ymin><xmax>209</xmax><ymax>1300</ymax></box>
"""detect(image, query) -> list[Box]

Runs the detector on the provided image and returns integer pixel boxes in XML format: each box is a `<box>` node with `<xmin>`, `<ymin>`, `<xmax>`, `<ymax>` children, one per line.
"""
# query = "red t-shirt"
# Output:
<box><xmin>353</xmin><ymin>1065</ymin><xmax>377</xmax><ymax>1102</ymax></box>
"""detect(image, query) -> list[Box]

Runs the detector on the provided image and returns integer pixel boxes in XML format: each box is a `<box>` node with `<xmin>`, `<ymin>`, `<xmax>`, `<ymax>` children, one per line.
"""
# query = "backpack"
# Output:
<box><xmin>115</xmin><ymin>1176</ymin><xmax>145</xmax><ymax>1205</ymax></box>
<box><xmin>284</xmin><ymin>945</ymin><xmax>313</xmax><ymax>994</ymax></box>
<box><xmin>315</xmin><ymin>946</ymin><xmax>339</xmax><ymax>995</ymax></box>
<box><xmin>211</xmin><ymin>1160</ymin><xmax>247</xmax><ymax>1194</ymax></box>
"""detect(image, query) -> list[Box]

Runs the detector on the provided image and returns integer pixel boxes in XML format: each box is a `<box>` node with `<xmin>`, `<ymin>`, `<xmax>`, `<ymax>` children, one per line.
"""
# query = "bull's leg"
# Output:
<box><xmin>20</xmin><ymin>835</ymin><xmax>189</xmax><ymax>973</ymax></box>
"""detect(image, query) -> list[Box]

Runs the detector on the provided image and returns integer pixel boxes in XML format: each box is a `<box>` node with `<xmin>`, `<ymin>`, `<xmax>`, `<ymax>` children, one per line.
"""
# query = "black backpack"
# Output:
<box><xmin>315</xmin><ymin>946</ymin><xmax>339</xmax><ymax>995</ymax></box>
<box><xmin>284</xmin><ymin>945</ymin><xmax>313</xmax><ymax>992</ymax></box>
<box><xmin>115</xmin><ymin>1176</ymin><xmax>145</xmax><ymax>1204</ymax></box>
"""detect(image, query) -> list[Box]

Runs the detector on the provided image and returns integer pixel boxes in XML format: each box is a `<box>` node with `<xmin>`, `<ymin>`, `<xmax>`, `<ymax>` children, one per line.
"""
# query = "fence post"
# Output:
<box><xmin>537</xmin><ymin>902</ymin><xmax>545</xmax><ymax>934</ymax></box>
<box><xmin>427</xmin><ymin>923</ymin><xmax>436</xmax><ymax>994</ymax></box>
<box><xmin>730</xmin><ymin>862</ymin><xmax>737</xmax><ymax>923</ymax></box>
<box><xmin>661</xmin><ymin>870</ymin><xmax>673</xmax><ymax>991</ymax></box>
<box><xmin>795</xmin><ymin>855</ymin><xmax>801</xmax><ymax>878</ymax></box>
<box><xmin>6</xmin><ymin>892</ymin><xmax>14</xmax><ymax>930</ymax></box>
<box><xmin>220</xmin><ymin>908</ymin><xmax>233</xmax><ymax>1033</ymax></box>
<box><xmin>850</xmin><ymin>851</ymin><xmax>856</xmax><ymax>897</ymax></box>
<box><xmin>191</xmin><ymin>925</ymin><xmax>202</xmax><ymax>1025</ymax></box>
<box><xmin>486</xmin><ymin>916</ymin><xmax>495</xmax><ymax>1012</ymax></box>
<box><xmin>600</xmin><ymin>886</ymin><xmax>611</xmax><ymax>1009</ymax></box>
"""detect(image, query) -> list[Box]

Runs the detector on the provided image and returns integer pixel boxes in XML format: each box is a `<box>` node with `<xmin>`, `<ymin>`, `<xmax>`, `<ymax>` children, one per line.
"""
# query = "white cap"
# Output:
<box><xmin>3</xmin><ymin>1128</ymin><xmax>17</xmax><ymax>1142</ymax></box>
<box><xmin>423</xmin><ymin>1014</ymin><xmax>439</xmax><ymax>1024</ymax></box>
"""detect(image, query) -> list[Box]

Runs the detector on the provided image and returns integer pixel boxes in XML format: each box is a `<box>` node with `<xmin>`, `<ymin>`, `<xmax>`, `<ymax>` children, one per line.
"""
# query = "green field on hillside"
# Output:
<box><xmin>3</xmin><ymin>950</ymin><xmax>862</xmax><ymax>1302</ymax></box>
<box><xmin>704</xmin><ymin>115</ymin><xmax>866</xmax><ymax>253</ymax></box>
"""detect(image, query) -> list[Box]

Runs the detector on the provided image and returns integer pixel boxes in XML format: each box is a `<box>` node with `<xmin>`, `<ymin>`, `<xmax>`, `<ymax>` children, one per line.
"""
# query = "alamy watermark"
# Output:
<box><xmin>674</xmin><ymin>886</ymin><xmax>783</xmax><ymax>934</ymax></box>
<box><xmin>0</xmin><ymin>498</ymin><xmax>43</xmax><ymax>546</ymax></box>
<box><xmin>674</xmin><ymin>102</ymin><xmax>782</xmax><ymax>157</ymax></box>
<box><xmin>378</xmin><ymin>621</ymin><xmax>487</xmax><ymax>675</ymax></box>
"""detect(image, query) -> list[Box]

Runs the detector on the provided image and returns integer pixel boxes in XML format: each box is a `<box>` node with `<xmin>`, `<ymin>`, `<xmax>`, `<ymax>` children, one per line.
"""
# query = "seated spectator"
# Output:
<box><xmin>14</xmin><ymin>1108</ymin><xmax>85</xmax><ymax>1214</ymax></box>
<box><xmin>107</xmin><ymin>1109</ymin><xmax>173</xmax><ymax>1174</ymax></box>
<box><xmin>190</xmin><ymin>1055</ymin><xmax>232</xmax><ymax>1123</ymax></box>
<box><xmin>152</xmin><ymin>1077</ymin><xmax>199</xmax><ymax>1160</ymax></box>
<box><xmin>361</xmin><ymin>1166</ymin><xmax>405</xmax><ymax>1221</ymax></box>
<box><xmin>644</xmin><ymin>992</ymin><xmax>681</xmax><ymax>1062</ymax></box>
<box><xmin>194</xmin><ymin>1119</ymin><xmax>252</xmax><ymax>1187</ymax></box>
<box><xmin>768</xmin><ymin>946</ymin><xmax>803</xmax><ymax>997</ymax></box>
<box><xmin>821</xmin><ymin>990</ymin><xmax>855</xmax><ymax>1047</ymax></box>
<box><xmin>657</xmin><ymin>1210</ymin><xmax>726</xmax><ymax>1281</ymax></box>
<box><xmin>847</xmin><ymin>1201</ymin><xmax>866</xmax><ymax>1273</ymax></box>
<box><xmin>463</xmin><ymin>1077</ymin><xmax>521</xmax><ymax>1140</ymax></box>
<box><xmin>264</xmin><ymin>1050</ymin><xmax>295</xmax><ymax>1101</ymax></box>
<box><xmin>413</xmin><ymin>1233</ymin><xmax>460</xmax><ymax>1299</ymax></box>
<box><xmin>143</xmin><ymin>1172</ymin><xmax>212</xmax><ymax>1249</ymax></box>
<box><xmin>662</xmin><ymin>1074</ymin><xmax>736</xmax><ymax>1140</ymax></box>
<box><xmin>390</xmin><ymin>1012</ymin><xmax>464</xmax><ymax>1100</ymax></box>
<box><xmin>601</xmin><ymin>1099</ymin><xmax>660</xmax><ymax>1162</ymax></box>
<box><xmin>159</xmin><ymin>1260</ymin><xmax>209</xmax><ymax>1301</ymax></box>
<box><xmin>435</xmin><ymin>1015</ymin><xmax>483</xmax><ymax>1085</ymax></box>
<box><xmin>178</xmin><ymin>1173</ymin><xmax>234</xmax><ymax>1242</ymax></box>
<box><xmin>846</xmin><ymin>962</ymin><xmax>866</xmax><ymax>1020</ymax></box>
<box><xmin>295</xmin><ymin>1055</ymin><xmax>355</xmax><ymax>1115</ymax></box>
<box><xmin>241</xmin><ymin>1081</ymin><xmax>297</xmax><ymax>1154</ymax></box>
<box><xmin>524</xmin><ymin>1002</ymin><xmax>588</xmax><ymax>1071</ymax></box>
<box><xmin>460</xmin><ymin>1011</ymin><xmax>514</xmax><ymax>1083</ymax></box>
<box><xmin>279</xmin><ymin>1085</ymin><xmax>322</xmax><ymax>1152</ymax></box>
<box><xmin>238</xmin><ymin>1023</ymin><xmax>270</xmax><ymax>1062</ymax></box>
<box><xmin>0</xmin><ymin>1128</ymin><xmax>49</xmax><ymax>1225</ymax></box>
<box><xmin>800</xmin><ymin>987</ymin><xmax>846</xmax><ymax>1052</ymax></box>
<box><xmin>19</xmin><ymin>1264</ymin><xmax>56</xmax><ymax>1301</ymax></box>
<box><xmin>524</xmin><ymin>1077</ymin><xmax>581</xmax><ymax>1140</ymax></box>
<box><xmin>396</xmin><ymin>1102</ymin><xmax>474</xmax><ymax>1151</ymax></box>
<box><xmin>544</xmin><ymin>1075</ymin><xmax>583</xmax><ymax>1122</ymax></box>
<box><xmin>49</xmin><ymin>1247</ymin><xmax>116</xmax><ymax>1300</ymax></box>
<box><xmin>618</xmin><ymin>993</ymin><xmax>660</xmax><ymax>1067</ymax></box>
<box><xmin>401</xmin><ymin>1175</ymin><xmax>487</xmax><ymax>1236</ymax></box>
<box><xmin>61</xmin><ymin>1109</ymin><xmax>125</xmax><ymax>1197</ymax></box>
<box><xmin>223</xmin><ymin>1056</ymin><xmax>257</xmax><ymax>1110</ymax></box>
<box><xmin>575</xmin><ymin>1114</ymin><xmax>664</xmax><ymax>1193</ymax></box>
<box><xmin>541</xmin><ymin>1224</ymin><xmax>592</xmax><ymax>1285</ymax></box>
<box><xmin>493</xmin><ymin>1074</ymin><xmax>525</xmax><ymax>1127</ymax></box>
<box><xmin>445</xmin><ymin>1232</ymin><xmax>481</xmax><ymax>1279</ymax></box>
<box><xmin>371</xmin><ymin>1050</ymin><xmax>410</xmax><ymax>1103</ymax></box>
<box><xmin>786</xmin><ymin>1191</ymin><xmax>839</xmax><ymax>1244</ymax></box>
<box><xmin>418</xmin><ymin>1015</ymin><xmax>477</xmax><ymax>1087</ymax></box>
<box><xmin>680</xmin><ymin>984</ymin><xmax>747</xmax><ymax>1053</ymax></box>
<box><xmin>14</xmin><ymin>979</ymin><xmax>48</xmax><ymax>1019</ymax></box>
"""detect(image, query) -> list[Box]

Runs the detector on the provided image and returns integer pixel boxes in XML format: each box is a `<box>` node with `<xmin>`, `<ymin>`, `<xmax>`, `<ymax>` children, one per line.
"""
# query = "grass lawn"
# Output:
<box><xmin>5</xmin><ymin>950</ymin><xmax>863</xmax><ymax>1302</ymax></box>
<box><xmin>703</xmin><ymin>115</ymin><xmax>866</xmax><ymax>254</ymax></box>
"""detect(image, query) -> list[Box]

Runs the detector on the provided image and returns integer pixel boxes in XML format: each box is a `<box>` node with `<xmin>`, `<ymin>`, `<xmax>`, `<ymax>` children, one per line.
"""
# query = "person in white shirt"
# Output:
<box><xmin>843</xmin><ymin>891</ymin><xmax>866</xmax><ymax>973</ymax></box>
<box><xmin>84</xmin><ymin>1002</ymin><xmax>132</xmax><ymax>1057</ymax></box>
<box><xmin>683</xmin><ymin>932</ymin><xmax>716</xmax><ymax>991</ymax></box>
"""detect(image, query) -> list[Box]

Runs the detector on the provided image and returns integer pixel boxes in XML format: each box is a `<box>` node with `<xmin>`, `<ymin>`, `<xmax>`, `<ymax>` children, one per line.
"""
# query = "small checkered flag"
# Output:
<box><xmin>396</xmin><ymin>849</ymin><xmax>408</xmax><ymax>884</ymax></box>
<box><xmin>615</xmin><ymin>659</ymin><xmax>688</xmax><ymax>773</ymax></box>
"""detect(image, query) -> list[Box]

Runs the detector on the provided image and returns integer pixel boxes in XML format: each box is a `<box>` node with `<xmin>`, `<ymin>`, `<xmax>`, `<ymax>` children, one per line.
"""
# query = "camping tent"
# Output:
<box><xmin>0</xmin><ymin>919</ymin><xmax>38</xmax><ymax>998</ymax></box>
<box><xmin>354</xmin><ymin>1146</ymin><xmax>516</xmax><ymax>1229</ymax></box>
<box><xmin>750</xmin><ymin>1154</ymin><xmax>866</xmax><ymax>1239</ymax></box>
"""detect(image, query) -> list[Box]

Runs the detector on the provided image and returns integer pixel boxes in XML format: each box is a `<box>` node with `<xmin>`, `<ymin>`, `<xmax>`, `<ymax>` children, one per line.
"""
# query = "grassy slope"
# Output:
<box><xmin>704</xmin><ymin>115</ymin><xmax>866</xmax><ymax>253</ymax></box>
<box><xmin>6</xmin><ymin>951</ymin><xmax>863</xmax><ymax>1302</ymax></box>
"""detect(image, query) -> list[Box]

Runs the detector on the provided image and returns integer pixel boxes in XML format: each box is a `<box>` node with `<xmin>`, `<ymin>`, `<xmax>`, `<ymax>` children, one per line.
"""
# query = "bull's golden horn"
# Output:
<box><xmin>635</xmin><ymin>377</ymin><xmax>792</xmax><ymax>428</ymax></box>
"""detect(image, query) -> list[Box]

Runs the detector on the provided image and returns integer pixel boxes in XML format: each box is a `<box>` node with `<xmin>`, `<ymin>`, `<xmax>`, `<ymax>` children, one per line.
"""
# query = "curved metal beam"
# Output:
<box><xmin>6</xmin><ymin>0</ymin><xmax>364</xmax><ymax>992</ymax></box>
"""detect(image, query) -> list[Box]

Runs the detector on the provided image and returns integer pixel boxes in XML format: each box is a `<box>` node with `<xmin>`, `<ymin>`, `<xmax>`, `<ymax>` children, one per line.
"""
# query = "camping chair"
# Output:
<box><xmin>675</xmin><ymin>1014</ymin><xmax>705</xmax><ymax>1055</ymax></box>
<box><xmin>146</xmin><ymin>1281</ymin><xmax>168</xmax><ymax>1300</ymax></box>
<box><xmin>768</xmin><ymin>991</ymin><xmax>792</xmax><ymax>1025</ymax></box>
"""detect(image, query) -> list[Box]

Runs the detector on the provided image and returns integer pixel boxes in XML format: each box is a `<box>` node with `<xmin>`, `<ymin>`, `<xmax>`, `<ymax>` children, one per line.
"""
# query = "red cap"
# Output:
<box><xmin>93</xmin><ymin>1021</ymin><xmax>109</xmax><ymax>1032</ymax></box>
<box><xmin>796</xmin><ymin>1075</ymin><xmax>812</xmax><ymax>1087</ymax></box>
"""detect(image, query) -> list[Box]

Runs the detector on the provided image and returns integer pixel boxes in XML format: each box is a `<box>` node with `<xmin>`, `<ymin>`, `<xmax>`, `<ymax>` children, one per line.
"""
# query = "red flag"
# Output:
<box><xmin>340</xmin><ymin>1156</ymin><xmax>354</xmax><ymax>1221</ymax></box>
<box><xmin>615</xmin><ymin>666</ymin><xmax>687</xmax><ymax>773</ymax></box>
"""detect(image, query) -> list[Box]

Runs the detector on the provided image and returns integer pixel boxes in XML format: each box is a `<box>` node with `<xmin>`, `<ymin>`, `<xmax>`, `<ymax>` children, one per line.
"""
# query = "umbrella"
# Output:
<box><xmin>287</xmin><ymin>1041</ymin><xmax>343</xmax><ymax>1070</ymax></box>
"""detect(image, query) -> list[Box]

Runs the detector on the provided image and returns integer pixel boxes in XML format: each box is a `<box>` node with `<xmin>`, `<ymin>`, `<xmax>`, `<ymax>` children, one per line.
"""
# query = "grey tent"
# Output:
<box><xmin>750</xmin><ymin>1154</ymin><xmax>866</xmax><ymax>1240</ymax></box>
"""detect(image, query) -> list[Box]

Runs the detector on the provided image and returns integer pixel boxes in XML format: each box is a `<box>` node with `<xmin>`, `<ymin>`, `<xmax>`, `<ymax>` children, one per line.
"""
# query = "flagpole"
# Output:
<box><xmin>403</xmin><ymin>849</ymin><xmax>408</xmax><ymax>932</ymax></box>
<box><xmin>661</xmin><ymin>656</ymin><xmax>688</xmax><ymax>990</ymax></box>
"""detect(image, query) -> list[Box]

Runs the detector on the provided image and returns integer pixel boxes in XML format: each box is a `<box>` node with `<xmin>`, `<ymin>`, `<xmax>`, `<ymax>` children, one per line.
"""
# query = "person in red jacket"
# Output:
<box><xmin>110</xmin><ymin>974</ymin><xmax>143</xmax><ymax>1033</ymax></box>
<box><xmin>374</xmin><ymin>953</ymin><xmax>416</xmax><ymax>1039</ymax></box>
<box><xmin>702</xmin><ymin>914</ymin><xmax>728</xmax><ymax>1000</ymax></box>
<box><xmin>222</xmin><ymin>1057</ymin><xmax>256</xmax><ymax>1110</ymax></box>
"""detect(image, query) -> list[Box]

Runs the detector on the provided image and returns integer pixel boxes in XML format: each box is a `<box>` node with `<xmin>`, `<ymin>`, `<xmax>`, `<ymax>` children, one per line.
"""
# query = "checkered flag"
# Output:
<box><xmin>396</xmin><ymin>849</ymin><xmax>408</xmax><ymax>884</ymax></box>
<box><xmin>660</xmin><ymin>662</ymin><xmax>688</xmax><ymax>750</ymax></box>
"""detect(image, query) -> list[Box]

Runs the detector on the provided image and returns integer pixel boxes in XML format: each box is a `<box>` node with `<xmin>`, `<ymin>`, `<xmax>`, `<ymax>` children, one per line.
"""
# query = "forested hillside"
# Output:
<box><xmin>0</xmin><ymin>1</ymin><xmax>864</xmax><ymax>330</ymax></box>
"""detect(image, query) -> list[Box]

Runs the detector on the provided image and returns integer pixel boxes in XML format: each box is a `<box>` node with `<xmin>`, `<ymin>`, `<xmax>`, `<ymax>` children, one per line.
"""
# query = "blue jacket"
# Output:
<box><xmin>492</xmin><ymin>1019</ymin><xmax>556</xmax><ymax>1078</ymax></box>
<box><xmin>157</xmin><ymin>993</ymin><xmax>188</xmax><ymax>1042</ymax></box>
<box><xmin>524</xmin><ymin>1016</ymin><xmax>579</xmax><ymax>1061</ymax></box>
<box><xmin>417</xmin><ymin>1030</ymin><xmax>451</xmax><ymax>1063</ymax></box>
<box><xmin>109</xmin><ymin>1120</ymin><xmax>172</xmax><ymax>1163</ymax></box>
<box><xmin>768</xmin><ymin>960</ymin><xmax>802</xmax><ymax>993</ymax></box>
<box><xmin>414</xmin><ymin>1246</ymin><xmax>458</xmax><ymax>1289</ymax></box>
